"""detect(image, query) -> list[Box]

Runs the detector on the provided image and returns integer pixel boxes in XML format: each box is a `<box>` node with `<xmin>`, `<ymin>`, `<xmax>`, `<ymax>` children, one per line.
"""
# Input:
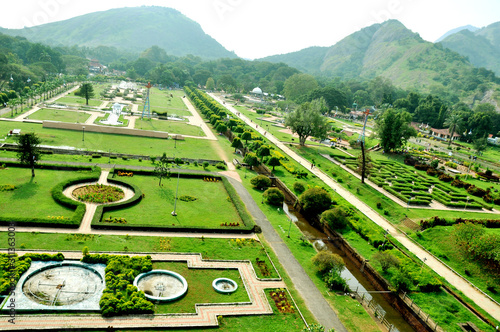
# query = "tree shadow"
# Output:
<box><xmin>12</xmin><ymin>177</ymin><xmax>39</xmax><ymax>200</ymax></box>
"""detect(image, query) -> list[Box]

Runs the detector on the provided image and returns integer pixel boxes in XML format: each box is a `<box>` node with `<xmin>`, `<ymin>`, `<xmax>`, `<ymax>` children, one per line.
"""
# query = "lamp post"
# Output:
<box><xmin>82</xmin><ymin>126</ymin><xmax>85</xmax><ymax>142</ymax></box>
<box><xmin>287</xmin><ymin>216</ymin><xmax>292</xmax><ymax>238</ymax></box>
<box><xmin>171</xmin><ymin>167</ymin><xmax>180</xmax><ymax>216</ymax></box>
<box><xmin>464</xmin><ymin>196</ymin><xmax>469</xmax><ymax>211</ymax></box>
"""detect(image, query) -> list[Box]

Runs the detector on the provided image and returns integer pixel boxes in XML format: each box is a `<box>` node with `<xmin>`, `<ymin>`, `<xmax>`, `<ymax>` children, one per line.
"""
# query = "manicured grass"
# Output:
<box><xmin>28</xmin><ymin>108</ymin><xmax>91</xmax><ymax>123</ymax></box>
<box><xmin>410</xmin><ymin>225</ymin><xmax>500</xmax><ymax>303</ymax></box>
<box><xmin>0</xmin><ymin>233</ymin><xmax>279</xmax><ymax>279</ymax></box>
<box><xmin>101</xmin><ymin>174</ymin><xmax>242</xmax><ymax>228</ymax></box>
<box><xmin>152</xmin><ymin>261</ymin><xmax>248</xmax><ymax>313</ymax></box>
<box><xmin>0</xmin><ymin>122</ymin><xmax>220</xmax><ymax>160</ymax></box>
<box><xmin>55</xmin><ymin>96</ymin><xmax>103</xmax><ymax>107</ymax></box>
<box><xmin>134</xmin><ymin>118</ymin><xmax>205</xmax><ymax>137</ymax></box>
<box><xmin>236</xmin><ymin>169</ymin><xmax>381</xmax><ymax>332</ymax></box>
<box><xmin>0</xmin><ymin>167</ymin><xmax>93</xmax><ymax>219</ymax></box>
<box><xmin>139</xmin><ymin>88</ymin><xmax>188</xmax><ymax>113</ymax></box>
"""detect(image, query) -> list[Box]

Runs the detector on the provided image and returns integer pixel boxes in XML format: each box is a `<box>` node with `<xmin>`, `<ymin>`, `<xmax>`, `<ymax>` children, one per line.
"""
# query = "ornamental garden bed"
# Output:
<box><xmin>73</xmin><ymin>184</ymin><xmax>124</xmax><ymax>203</ymax></box>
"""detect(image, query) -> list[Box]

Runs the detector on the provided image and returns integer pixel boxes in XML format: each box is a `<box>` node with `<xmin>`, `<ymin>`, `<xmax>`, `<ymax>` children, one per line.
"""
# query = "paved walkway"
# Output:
<box><xmin>0</xmin><ymin>250</ymin><xmax>286</xmax><ymax>330</ymax></box>
<box><xmin>209</xmin><ymin>93</ymin><xmax>500</xmax><ymax>323</ymax></box>
<box><xmin>227</xmin><ymin>177</ymin><xmax>347</xmax><ymax>332</ymax></box>
<box><xmin>182</xmin><ymin>97</ymin><xmax>217</xmax><ymax>140</ymax></box>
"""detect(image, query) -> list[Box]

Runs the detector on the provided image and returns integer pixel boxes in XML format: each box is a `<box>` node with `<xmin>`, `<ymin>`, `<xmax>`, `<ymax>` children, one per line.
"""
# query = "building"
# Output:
<box><xmin>430</xmin><ymin>128</ymin><xmax>460</xmax><ymax>141</ymax></box>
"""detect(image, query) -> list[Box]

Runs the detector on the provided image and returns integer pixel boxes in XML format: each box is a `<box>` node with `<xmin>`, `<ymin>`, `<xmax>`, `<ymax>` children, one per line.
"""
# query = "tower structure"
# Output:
<box><xmin>142</xmin><ymin>82</ymin><xmax>152</xmax><ymax>119</ymax></box>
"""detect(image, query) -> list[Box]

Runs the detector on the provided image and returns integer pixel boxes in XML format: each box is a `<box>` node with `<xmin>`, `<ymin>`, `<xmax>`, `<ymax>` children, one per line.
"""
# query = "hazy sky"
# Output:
<box><xmin>3</xmin><ymin>0</ymin><xmax>500</xmax><ymax>59</ymax></box>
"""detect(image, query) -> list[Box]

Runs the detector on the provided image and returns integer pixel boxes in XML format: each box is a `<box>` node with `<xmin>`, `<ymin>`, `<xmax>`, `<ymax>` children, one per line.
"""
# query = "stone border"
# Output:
<box><xmin>134</xmin><ymin>270</ymin><xmax>188</xmax><ymax>302</ymax></box>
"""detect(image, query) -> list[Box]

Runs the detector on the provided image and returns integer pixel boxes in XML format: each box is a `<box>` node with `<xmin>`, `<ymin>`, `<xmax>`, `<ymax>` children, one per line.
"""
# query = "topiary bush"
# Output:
<box><xmin>293</xmin><ymin>181</ymin><xmax>307</xmax><ymax>194</ymax></box>
<box><xmin>250</xmin><ymin>175</ymin><xmax>272</xmax><ymax>189</ymax></box>
<box><xmin>299</xmin><ymin>187</ymin><xmax>332</xmax><ymax>216</ymax></box>
<box><xmin>263</xmin><ymin>188</ymin><xmax>284</xmax><ymax>206</ymax></box>
<box><xmin>320</xmin><ymin>207</ymin><xmax>348</xmax><ymax>230</ymax></box>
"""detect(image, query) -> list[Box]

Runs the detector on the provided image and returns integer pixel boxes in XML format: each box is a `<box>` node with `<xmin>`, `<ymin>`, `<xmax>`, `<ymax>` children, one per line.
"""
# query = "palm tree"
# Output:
<box><xmin>443</xmin><ymin>112</ymin><xmax>463</xmax><ymax>147</ymax></box>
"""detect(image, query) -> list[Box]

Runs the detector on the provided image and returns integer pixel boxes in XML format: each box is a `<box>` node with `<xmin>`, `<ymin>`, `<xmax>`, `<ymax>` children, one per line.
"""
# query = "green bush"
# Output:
<box><xmin>293</xmin><ymin>181</ymin><xmax>307</xmax><ymax>194</ymax></box>
<box><xmin>250</xmin><ymin>175</ymin><xmax>272</xmax><ymax>189</ymax></box>
<box><xmin>299</xmin><ymin>187</ymin><xmax>332</xmax><ymax>216</ymax></box>
<box><xmin>263</xmin><ymin>188</ymin><xmax>285</xmax><ymax>206</ymax></box>
<box><xmin>321</xmin><ymin>207</ymin><xmax>348</xmax><ymax>230</ymax></box>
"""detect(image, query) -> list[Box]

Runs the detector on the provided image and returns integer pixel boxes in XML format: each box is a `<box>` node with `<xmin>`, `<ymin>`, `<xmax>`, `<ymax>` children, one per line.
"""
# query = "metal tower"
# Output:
<box><xmin>142</xmin><ymin>82</ymin><xmax>152</xmax><ymax>119</ymax></box>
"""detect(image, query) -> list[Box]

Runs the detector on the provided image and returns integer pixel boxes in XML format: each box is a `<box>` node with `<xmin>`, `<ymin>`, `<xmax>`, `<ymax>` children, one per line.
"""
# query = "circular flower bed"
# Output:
<box><xmin>73</xmin><ymin>184</ymin><xmax>124</xmax><ymax>203</ymax></box>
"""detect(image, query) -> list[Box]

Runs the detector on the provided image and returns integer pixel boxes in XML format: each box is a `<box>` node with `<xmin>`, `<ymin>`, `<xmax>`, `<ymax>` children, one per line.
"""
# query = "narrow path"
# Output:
<box><xmin>209</xmin><ymin>93</ymin><xmax>500</xmax><ymax>323</ymax></box>
<box><xmin>181</xmin><ymin>97</ymin><xmax>217</xmax><ymax>140</ymax></box>
<box><xmin>227</xmin><ymin>177</ymin><xmax>347</xmax><ymax>332</ymax></box>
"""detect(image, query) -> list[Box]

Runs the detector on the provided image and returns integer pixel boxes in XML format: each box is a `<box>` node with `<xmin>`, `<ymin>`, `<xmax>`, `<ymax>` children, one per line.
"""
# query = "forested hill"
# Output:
<box><xmin>260</xmin><ymin>46</ymin><xmax>329</xmax><ymax>75</ymax></box>
<box><xmin>0</xmin><ymin>6</ymin><xmax>236</xmax><ymax>60</ymax></box>
<box><xmin>259</xmin><ymin>20</ymin><xmax>500</xmax><ymax>106</ymax></box>
<box><xmin>440</xmin><ymin>22</ymin><xmax>500</xmax><ymax>76</ymax></box>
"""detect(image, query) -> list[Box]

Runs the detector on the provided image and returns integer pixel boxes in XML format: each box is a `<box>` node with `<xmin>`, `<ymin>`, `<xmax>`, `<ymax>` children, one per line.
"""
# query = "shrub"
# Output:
<box><xmin>263</xmin><ymin>188</ymin><xmax>285</xmax><ymax>206</ymax></box>
<box><xmin>293</xmin><ymin>181</ymin><xmax>307</xmax><ymax>194</ymax></box>
<box><xmin>299</xmin><ymin>187</ymin><xmax>332</xmax><ymax>216</ymax></box>
<box><xmin>438</xmin><ymin>173</ymin><xmax>453</xmax><ymax>182</ymax></box>
<box><xmin>311</xmin><ymin>251</ymin><xmax>345</xmax><ymax>274</ymax></box>
<box><xmin>250</xmin><ymin>175</ymin><xmax>271</xmax><ymax>189</ymax></box>
<box><xmin>373</xmin><ymin>251</ymin><xmax>400</xmax><ymax>272</ymax></box>
<box><xmin>376</xmin><ymin>202</ymin><xmax>382</xmax><ymax>209</ymax></box>
<box><xmin>430</xmin><ymin>159</ymin><xmax>439</xmax><ymax>169</ymax></box>
<box><xmin>321</xmin><ymin>207</ymin><xmax>348</xmax><ymax>230</ymax></box>
<box><xmin>216</xmin><ymin>162</ymin><xmax>227</xmax><ymax>170</ymax></box>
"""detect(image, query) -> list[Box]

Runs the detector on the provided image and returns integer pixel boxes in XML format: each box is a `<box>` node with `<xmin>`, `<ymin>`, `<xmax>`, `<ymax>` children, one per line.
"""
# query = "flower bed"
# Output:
<box><xmin>73</xmin><ymin>184</ymin><xmax>124</xmax><ymax>203</ymax></box>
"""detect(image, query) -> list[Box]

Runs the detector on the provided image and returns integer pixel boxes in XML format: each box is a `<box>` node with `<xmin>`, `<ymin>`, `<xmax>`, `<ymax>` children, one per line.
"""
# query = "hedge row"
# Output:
<box><xmin>221</xmin><ymin>176</ymin><xmax>256</xmax><ymax>230</ymax></box>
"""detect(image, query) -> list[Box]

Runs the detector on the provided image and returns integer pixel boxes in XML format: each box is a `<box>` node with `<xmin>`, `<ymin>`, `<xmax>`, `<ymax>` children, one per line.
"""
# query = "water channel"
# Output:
<box><xmin>283</xmin><ymin>203</ymin><xmax>415</xmax><ymax>332</ymax></box>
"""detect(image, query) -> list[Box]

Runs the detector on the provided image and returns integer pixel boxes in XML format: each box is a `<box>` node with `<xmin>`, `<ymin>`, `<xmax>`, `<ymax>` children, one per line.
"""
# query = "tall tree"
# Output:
<box><xmin>153</xmin><ymin>153</ymin><xmax>170</xmax><ymax>186</ymax></box>
<box><xmin>231</xmin><ymin>137</ymin><xmax>243</xmax><ymax>152</ymax></box>
<box><xmin>16</xmin><ymin>132</ymin><xmax>41</xmax><ymax>177</ymax></box>
<box><xmin>443</xmin><ymin>112</ymin><xmax>463</xmax><ymax>147</ymax></box>
<box><xmin>206</xmin><ymin>77</ymin><xmax>215</xmax><ymax>91</ymax></box>
<box><xmin>76</xmin><ymin>83</ymin><xmax>95</xmax><ymax>105</ymax></box>
<box><xmin>283</xmin><ymin>73</ymin><xmax>319</xmax><ymax>102</ymax></box>
<box><xmin>376</xmin><ymin>108</ymin><xmax>416</xmax><ymax>152</ymax></box>
<box><xmin>285</xmin><ymin>99</ymin><xmax>328</xmax><ymax>146</ymax></box>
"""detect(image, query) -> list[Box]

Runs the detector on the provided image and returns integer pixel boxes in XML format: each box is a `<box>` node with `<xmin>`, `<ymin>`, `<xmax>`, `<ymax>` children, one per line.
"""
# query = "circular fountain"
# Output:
<box><xmin>22</xmin><ymin>263</ymin><xmax>103</xmax><ymax>307</ymax></box>
<box><xmin>133</xmin><ymin>270</ymin><xmax>188</xmax><ymax>302</ymax></box>
<box><xmin>100</xmin><ymin>102</ymin><xmax>124</xmax><ymax>125</ymax></box>
<box><xmin>212</xmin><ymin>278</ymin><xmax>238</xmax><ymax>294</ymax></box>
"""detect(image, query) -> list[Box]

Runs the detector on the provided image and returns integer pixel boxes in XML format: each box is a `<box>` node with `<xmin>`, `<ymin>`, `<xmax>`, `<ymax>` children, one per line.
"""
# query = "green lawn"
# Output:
<box><xmin>29</xmin><ymin>108</ymin><xmax>91</xmax><ymax>123</ymax></box>
<box><xmin>152</xmin><ymin>261</ymin><xmax>248</xmax><ymax>313</ymax></box>
<box><xmin>0</xmin><ymin>121</ymin><xmax>220</xmax><ymax>160</ymax></box>
<box><xmin>0</xmin><ymin>233</ymin><xmax>279</xmax><ymax>279</ymax></box>
<box><xmin>55</xmin><ymin>96</ymin><xmax>103</xmax><ymax>107</ymax></box>
<box><xmin>0</xmin><ymin>167</ymin><xmax>93</xmax><ymax>219</ymax></box>
<box><xmin>139</xmin><ymin>88</ymin><xmax>188</xmax><ymax>115</ymax></box>
<box><xmin>410</xmin><ymin>225</ymin><xmax>500</xmax><ymax>303</ymax></box>
<box><xmin>101</xmin><ymin>174</ymin><xmax>242</xmax><ymax>228</ymax></box>
<box><xmin>134</xmin><ymin>118</ymin><xmax>205</xmax><ymax>136</ymax></box>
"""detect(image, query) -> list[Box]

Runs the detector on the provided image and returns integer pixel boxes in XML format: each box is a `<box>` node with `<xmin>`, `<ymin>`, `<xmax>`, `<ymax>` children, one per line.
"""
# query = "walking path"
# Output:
<box><xmin>209</xmin><ymin>93</ymin><xmax>500</xmax><ymax>323</ymax></box>
<box><xmin>182</xmin><ymin>97</ymin><xmax>217</xmax><ymax>140</ymax></box>
<box><xmin>227</xmin><ymin>177</ymin><xmax>346</xmax><ymax>332</ymax></box>
<box><xmin>0</xmin><ymin>250</ymin><xmax>286</xmax><ymax>330</ymax></box>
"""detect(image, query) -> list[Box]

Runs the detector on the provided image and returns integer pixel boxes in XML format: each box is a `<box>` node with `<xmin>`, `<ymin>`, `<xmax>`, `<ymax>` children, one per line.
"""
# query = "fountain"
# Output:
<box><xmin>134</xmin><ymin>270</ymin><xmax>188</xmax><ymax>302</ymax></box>
<box><xmin>99</xmin><ymin>103</ymin><xmax>124</xmax><ymax>125</ymax></box>
<box><xmin>212</xmin><ymin>278</ymin><xmax>238</xmax><ymax>294</ymax></box>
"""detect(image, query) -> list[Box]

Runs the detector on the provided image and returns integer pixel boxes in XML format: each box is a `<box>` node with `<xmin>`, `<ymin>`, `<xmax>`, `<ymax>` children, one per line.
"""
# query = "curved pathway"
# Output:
<box><xmin>0</xmin><ymin>250</ymin><xmax>286</xmax><ymax>330</ymax></box>
<box><xmin>208</xmin><ymin>93</ymin><xmax>500</xmax><ymax>323</ymax></box>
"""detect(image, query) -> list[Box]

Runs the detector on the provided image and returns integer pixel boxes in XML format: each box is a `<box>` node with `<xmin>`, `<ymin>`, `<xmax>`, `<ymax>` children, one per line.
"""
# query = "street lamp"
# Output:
<box><xmin>171</xmin><ymin>167</ymin><xmax>181</xmax><ymax>216</ymax></box>
<box><xmin>464</xmin><ymin>196</ymin><xmax>469</xmax><ymax>211</ymax></box>
<box><xmin>82</xmin><ymin>126</ymin><xmax>85</xmax><ymax>142</ymax></box>
<box><xmin>287</xmin><ymin>215</ymin><xmax>292</xmax><ymax>238</ymax></box>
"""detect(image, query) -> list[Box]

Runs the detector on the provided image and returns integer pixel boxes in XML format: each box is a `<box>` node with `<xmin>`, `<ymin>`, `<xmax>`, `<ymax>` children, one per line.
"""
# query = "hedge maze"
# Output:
<box><xmin>333</xmin><ymin>156</ymin><xmax>484</xmax><ymax>209</ymax></box>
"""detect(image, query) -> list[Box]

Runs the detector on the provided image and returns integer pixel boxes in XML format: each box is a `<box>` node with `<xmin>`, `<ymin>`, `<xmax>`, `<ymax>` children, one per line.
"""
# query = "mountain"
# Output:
<box><xmin>435</xmin><ymin>25</ymin><xmax>479</xmax><ymax>43</ymax></box>
<box><xmin>0</xmin><ymin>6</ymin><xmax>236</xmax><ymax>60</ymax></box>
<box><xmin>260</xmin><ymin>46</ymin><xmax>328</xmax><ymax>74</ymax></box>
<box><xmin>260</xmin><ymin>20</ymin><xmax>498</xmax><ymax>97</ymax></box>
<box><xmin>440</xmin><ymin>22</ymin><xmax>500</xmax><ymax>75</ymax></box>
